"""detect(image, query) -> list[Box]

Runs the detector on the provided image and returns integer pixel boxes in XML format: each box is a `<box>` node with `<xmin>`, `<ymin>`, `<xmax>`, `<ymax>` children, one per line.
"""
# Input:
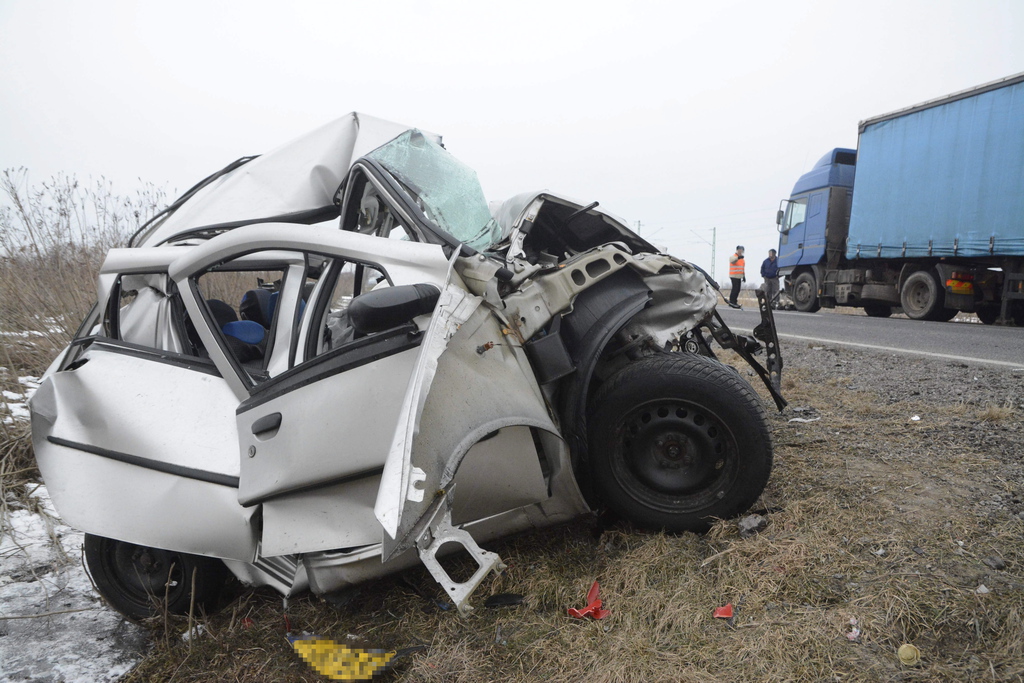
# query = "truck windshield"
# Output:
<box><xmin>781</xmin><ymin>197</ymin><xmax>808</xmax><ymax>233</ymax></box>
<box><xmin>366</xmin><ymin>130</ymin><xmax>502</xmax><ymax>251</ymax></box>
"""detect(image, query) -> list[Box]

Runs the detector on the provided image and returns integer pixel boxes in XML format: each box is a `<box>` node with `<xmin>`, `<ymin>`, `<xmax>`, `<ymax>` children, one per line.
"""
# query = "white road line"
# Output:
<box><xmin>727</xmin><ymin>328</ymin><xmax>1024</xmax><ymax>370</ymax></box>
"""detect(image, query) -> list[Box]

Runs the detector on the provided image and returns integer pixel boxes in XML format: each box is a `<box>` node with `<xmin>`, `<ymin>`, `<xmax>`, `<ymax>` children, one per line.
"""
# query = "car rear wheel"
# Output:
<box><xmin>587</xmin><ymin>354</ymin><xmax>773</xmax><ymax>533</ymax></box>
<box><xmin>792</xmin><ymin>272</ymin><xmax>820</xmax><ymax>312</ymax></box>
<box><xmin>84</xmin><ymin>534</ymin><xmax>228</xmax><ymax>622</ymax></box>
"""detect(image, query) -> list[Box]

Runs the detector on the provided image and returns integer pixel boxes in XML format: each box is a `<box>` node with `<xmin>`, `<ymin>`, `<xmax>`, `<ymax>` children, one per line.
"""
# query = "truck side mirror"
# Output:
<box><xmin>776</xmin><ymin>209</ymin><xmax>784</xmax><ymax>226</ymax></box>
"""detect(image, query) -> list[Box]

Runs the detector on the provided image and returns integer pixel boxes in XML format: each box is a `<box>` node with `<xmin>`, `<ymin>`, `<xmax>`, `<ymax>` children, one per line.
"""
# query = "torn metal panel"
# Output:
<box><xmin>618</xmin><ymin>266</ymin><xmax>718</xmax><ymax>348</ymax></box>
<box><xmin>223</xmin><ymin>550</ymin><xmax>309</xmax><ymax>598</ymax></box>
<box><xmin>377</xmin><ymin>286</ymin><xmax>560</xmax><ymax>561</ymax></box>
<box><xmin>490</xmin><ymin>191</ymin><xmax>657</xmax><ymax>259</ymax></box>
<box><xmin>413</xmin><ymin>488</ymin><xmax>506</xmax><ymax>616</ymax></box>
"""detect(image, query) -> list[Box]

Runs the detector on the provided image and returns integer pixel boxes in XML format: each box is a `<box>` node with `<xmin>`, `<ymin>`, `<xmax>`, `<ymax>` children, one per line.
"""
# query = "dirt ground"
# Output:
<box><xmin>3</xmin><ymin>325</ymin><xmax>1023</xmax><ymax>681</ymax></box>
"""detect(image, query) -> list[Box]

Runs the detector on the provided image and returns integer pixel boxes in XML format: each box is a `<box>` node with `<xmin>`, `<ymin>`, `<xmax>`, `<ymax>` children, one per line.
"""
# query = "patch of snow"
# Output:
<box><xmin>2</xmin><ymin>376</ymin><xmax>40</xmax><ymax>425</ymax></box>
<box><xmin>0</xmin><ymin>485</ymin><xmax>145</xmax><ymax>682</ymax></box>
<box><xmin>0</xmin><ymin>330</ymin><xmax>47</xmax><ymax>339</ymax></box>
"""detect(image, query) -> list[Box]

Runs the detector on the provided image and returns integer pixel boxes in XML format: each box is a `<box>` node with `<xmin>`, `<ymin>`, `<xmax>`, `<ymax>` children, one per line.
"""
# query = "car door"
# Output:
<box><xmin>30</xmin><ymin>248</ymin><xmax>260</xmax><ymax>562</ymax></box>
<box><xmin>166</xmin><ymin>224</ymin><xmax>455</xmax><ymax>557</ymax></box>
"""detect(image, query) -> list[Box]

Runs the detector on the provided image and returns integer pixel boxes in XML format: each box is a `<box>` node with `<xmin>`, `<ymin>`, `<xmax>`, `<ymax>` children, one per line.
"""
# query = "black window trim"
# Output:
<box><xmin>238</xmin><ymin>323</ymin><xmax>422</xmax><ymax>412</ymax></box>
<box><xmin>66</xmin><ymin>335</ymin><xmax>222</xmax><ymax>376</ymax></box>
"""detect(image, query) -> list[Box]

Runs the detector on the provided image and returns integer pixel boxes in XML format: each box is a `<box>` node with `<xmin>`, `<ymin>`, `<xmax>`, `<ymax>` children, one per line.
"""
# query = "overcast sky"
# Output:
<box><xmin>2</xmin><ymin>0</ymin><xmax>1022</xmax><ymax>281</ymax></box>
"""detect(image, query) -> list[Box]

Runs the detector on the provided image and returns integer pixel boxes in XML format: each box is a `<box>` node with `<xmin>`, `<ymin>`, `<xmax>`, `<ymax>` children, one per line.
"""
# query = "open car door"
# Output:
<box><xmin>165</xmin><ymin>225</ymin><xmax>453</xmax><ymax>558</ymax></box>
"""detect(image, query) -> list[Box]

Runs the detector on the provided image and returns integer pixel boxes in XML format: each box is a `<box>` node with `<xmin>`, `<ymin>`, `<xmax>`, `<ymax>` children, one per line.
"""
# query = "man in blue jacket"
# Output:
<box><xmin>761</xmin><ymin>249</ymin><xmax>780</xmax><ymax>309</ymax></box>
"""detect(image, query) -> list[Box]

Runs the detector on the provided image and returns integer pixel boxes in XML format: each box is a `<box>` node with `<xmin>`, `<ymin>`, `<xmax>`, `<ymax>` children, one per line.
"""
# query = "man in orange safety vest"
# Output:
<box><xmin>727</xmin><ymin>245</ymin><xmax>745</xmax><ymax>309</ymax></box>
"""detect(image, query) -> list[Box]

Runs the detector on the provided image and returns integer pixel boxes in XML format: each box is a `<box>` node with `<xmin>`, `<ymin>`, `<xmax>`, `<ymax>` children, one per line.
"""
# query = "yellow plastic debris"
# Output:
<box><xmin>897</xmin><ymin>643</ymin><xmax>921</xmax><ymax>666</ymax></box>
<box><xmin>290</xmin><ymin>637</ymin><xmax>396</xmax><ymax>681</ymax></box>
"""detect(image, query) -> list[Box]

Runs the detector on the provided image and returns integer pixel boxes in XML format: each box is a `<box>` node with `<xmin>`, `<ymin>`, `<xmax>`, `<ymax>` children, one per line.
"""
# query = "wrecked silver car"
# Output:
<box><xmin>30</xmin><ymin>113</ymin><xmax>785</xmax><ymax>619</ymax></box>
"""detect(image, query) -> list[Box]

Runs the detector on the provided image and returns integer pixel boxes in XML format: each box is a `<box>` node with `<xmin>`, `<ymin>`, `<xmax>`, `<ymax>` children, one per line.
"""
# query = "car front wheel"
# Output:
<box><xmin>587</xmin><ymin>354</ymin><xmax>773</xmax><ymax>533</ymax></box>
<box><xmin>84</xmin><ymin>534</ymin><xmax>228</xmax><ymax>621</ymax></box>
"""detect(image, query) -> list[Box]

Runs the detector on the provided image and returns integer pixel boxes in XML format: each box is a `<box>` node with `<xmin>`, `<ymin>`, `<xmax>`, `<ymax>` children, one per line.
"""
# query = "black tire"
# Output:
<box><xmin>1011</xmin><ymin>302</ymin><xmax>1024</xmax><ymax>327</ymax></box>
<box><xmin>863</xmin><ymin>303</ymin><xmax>893</xmax><ymax>318</ymax></box>
<box><xmin>587</xmin><ymin>355</ymin><xmax>773</xmax><ymax>533</ymax></box>
<box><xmin>929</xmin><ymin>307</ymin><xmax>959</xmax><ymax>322</ymax></box>
<box><xmin>84</xmin><ymin>534</ymin><xmax>228</xmax><ymax>622</ymax></box>
<box><xmin>792</xmin><ymin>272</ymin><xmax>820</xmax><ymax>312</ymax></box>
<box><xmin>900</xmin><ymin>270</ymin><xmax>944</xmax><ymax>321</ymax></box>
<box><xmin>976</xmin><ymin>306</ymin><xmax>999</xmax><ymax>325</ymax></box>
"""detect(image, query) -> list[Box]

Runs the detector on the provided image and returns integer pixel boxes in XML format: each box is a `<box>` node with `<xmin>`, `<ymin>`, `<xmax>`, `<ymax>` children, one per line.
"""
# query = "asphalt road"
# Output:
<box><xmin>717</xmin><ymin>306</ymin><xmax>1024</xmax><ymax>370</ymax></box>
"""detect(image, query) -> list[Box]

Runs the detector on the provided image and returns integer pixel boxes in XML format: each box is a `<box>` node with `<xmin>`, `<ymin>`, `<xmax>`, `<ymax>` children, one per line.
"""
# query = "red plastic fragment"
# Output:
<box><xmin>713</xmin><ymin>603</ymin><xmax>734</xmax><ymax>619</ymax></box>
<box><xmin>568</xmin><ymin>581</ymin><xmax>611</xmax><ymax>620</ymax></box>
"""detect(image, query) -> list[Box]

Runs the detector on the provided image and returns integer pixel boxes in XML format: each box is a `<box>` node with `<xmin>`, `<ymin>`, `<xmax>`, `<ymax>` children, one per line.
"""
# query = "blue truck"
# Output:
<box><xmin>776</xmin><ymin>72</ymin><xmax>1024</xmax><ymax>325</ymax></box>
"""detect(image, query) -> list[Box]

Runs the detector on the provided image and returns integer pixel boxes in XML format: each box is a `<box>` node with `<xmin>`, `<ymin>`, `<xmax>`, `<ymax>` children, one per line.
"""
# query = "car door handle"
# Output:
<box><xmin>252</xmin><ymin>412</ymin><xmax>282</xmax><ymax>437</ymax></box>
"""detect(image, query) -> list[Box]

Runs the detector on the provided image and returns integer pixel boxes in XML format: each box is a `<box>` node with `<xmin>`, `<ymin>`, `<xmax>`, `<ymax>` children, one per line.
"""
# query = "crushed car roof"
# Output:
<box><xmin>135</xmin><ymin>113</ymin><xmax>439</xmax><ymax>247</ymax></box>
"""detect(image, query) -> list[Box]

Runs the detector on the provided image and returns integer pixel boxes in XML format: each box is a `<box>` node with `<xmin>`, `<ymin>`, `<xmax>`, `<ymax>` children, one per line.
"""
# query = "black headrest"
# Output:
<box><xmin>206</xmin><ymin>299</ymin><xmax>238</xmax><ymax>328</ymax></box>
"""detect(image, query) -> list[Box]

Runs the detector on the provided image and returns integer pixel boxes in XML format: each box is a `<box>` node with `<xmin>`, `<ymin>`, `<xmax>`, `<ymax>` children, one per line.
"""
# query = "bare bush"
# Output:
<box><xmin>1</xmin><ymin>168</ymin><xmax>166</xmax><ymax>508</ymax></box>
<box><xmin>0</xmin><ymin>168</ymin><xmax>166</xmax><ymax>372</ymax></box>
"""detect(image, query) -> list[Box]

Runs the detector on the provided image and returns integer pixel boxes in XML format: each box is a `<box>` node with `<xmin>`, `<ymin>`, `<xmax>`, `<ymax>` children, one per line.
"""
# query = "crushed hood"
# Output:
<box><xmin>138</xmin><ymin>113</ymin><xmax>439</xmax><ymax>247</ymax></box>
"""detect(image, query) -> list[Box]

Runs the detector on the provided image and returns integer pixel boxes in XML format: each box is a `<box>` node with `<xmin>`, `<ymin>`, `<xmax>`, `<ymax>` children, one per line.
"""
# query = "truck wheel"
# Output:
<box><xmin>587</xmin><ymin>355</ymin><xmax>772</xmax><ymax>533</ymax></box>
<box><xmin>900</xmin><ymin>271</ymin><xmax>944</xmax><ymax>321</ymax></box>
<box><xmin>792</xmin><ymin>272</ymin><xmax>820</xmax><ymax>312</ymax></box>
<box><xmin>929</xmin><ymin>307</ymin><xmax>958</xmax><ymax>322</ymax></box>
<box><xmin>863</xmin><ymin>303</ymin><xmax>892</xmax><ymax>318</ymax></box>
<box><xmin>84</xmin><ymin>534</ymin><xmax>228</xmax><ymax>622</ymax></box>
<box><xmin>976</xmin><ymin>307</ymin><xmax>999</xmax><ymax>325</ymax></box>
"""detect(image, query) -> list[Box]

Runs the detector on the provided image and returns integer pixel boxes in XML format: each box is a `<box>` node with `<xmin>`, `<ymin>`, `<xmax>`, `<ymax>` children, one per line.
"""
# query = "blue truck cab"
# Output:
<box><xmin>776</xmin><ymin>148</ymin><xmax>856</xmax><ymax>273</ymax></box>
<box><xmin>774</xmin><ymin>72</ymin><xmax>1024</xmax><ymax>324</ymax></box>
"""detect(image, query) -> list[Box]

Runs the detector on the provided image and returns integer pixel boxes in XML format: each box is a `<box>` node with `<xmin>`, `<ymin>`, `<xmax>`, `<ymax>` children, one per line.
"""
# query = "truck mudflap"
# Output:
<box><xmin>702</xmin><ymin>290</ymin><xmax>787</xmax><ymax>411</ymax></box>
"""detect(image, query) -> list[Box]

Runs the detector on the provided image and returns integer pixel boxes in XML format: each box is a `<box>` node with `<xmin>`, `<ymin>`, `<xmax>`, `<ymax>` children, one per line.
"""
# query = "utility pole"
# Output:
<box><xmin>635</xmin><ymin>220</ymin><xmax>642</xmax><ymax>236</ymax></box>
<box><xmin>711</xmin><ymin>226</ymin><xmax>716</xmax><ymax>280</ymax></box>
<box><xmin>690</xmin><ymin>227</ymin><xmax>718</xmax><ymax>279</ymax></box>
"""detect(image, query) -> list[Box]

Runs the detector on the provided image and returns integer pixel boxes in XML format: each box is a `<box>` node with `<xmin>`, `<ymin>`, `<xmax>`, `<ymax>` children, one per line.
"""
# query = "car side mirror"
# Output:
<box><xmin>348</xmin><ymin>283</ymin><xmax>441</xmax><ymax>335</ymax></box>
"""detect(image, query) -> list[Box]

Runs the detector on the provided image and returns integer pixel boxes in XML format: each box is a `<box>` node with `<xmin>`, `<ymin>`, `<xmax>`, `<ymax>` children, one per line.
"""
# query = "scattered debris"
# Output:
<box><xmin>910</xmin><ymin>415</ymin><xmax>921</xmax><ymax>422</ymax></box>
<box><xmin>567</xmin><ymin>581</ymin><xmax>610</xmax><ymax>620</ymax></box>
<box><xmin>713</xmin><ymin>604</ymin><xmax>734</xmax><ymax>620</ymax></box>
<box><xmin>289</xmin><ymin>633</ymin><xmax>417</xmax><ymax>681</ymax></box>
<box><xmin>846</xmin><ymin>617</ymin><xmax>861</xmax><ymax>642</ymax></box>
<box><xmin>982</xmin><ymin>556</ymin><xmax>1006</xmax><ymax>571</ymax></box>
<box><xmin>898</xmin><ymin>643</ymin><xmax>921</xmax><ymax>666</ymax></box>
<box><xmin>485</xmin><ymin>593</ymin><xmax>525</xmax><ymax>609</ymax></box>
<box><xmin>738</xmin><ymin>514</ymin><xmax>767</xmax><ymax>538</ymax></box>
<box><xmin>788</xmin><ymin>417</ymin><xmax>820</xmax><ymax>423</ymax></box>
<box><xmin>976</xmin><ymin>584</ymin><xmax>990</xmax><ymax>595</ymax></box>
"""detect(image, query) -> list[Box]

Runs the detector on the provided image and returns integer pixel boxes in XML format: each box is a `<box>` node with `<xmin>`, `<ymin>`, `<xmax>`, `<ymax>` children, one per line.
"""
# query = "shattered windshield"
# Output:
<box><xmin>367</xmin><ymin>130</ymin><xmax>501</xmax><ymax>251</ymax></box>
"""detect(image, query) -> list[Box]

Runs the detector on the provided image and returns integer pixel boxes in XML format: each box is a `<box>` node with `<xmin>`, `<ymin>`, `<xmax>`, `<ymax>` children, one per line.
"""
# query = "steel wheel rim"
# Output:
<box><xmin>904</xmin><ymin>277</ymin><xmax>931</xmax><ymax>315</ymax></box>
<box><xmin>106</xmin><ymin>542</ymin><xmax>184</xmax><ymax>608</ymax></box>
<box><xmin>794</xmin><ymin>279</ymin><xmax>812</xmax><ymax>306</ymax></box>
<box><xmin>613</xmin><ymin>399</ymin><xmax>740</xmax><ymax>512</ymax></box>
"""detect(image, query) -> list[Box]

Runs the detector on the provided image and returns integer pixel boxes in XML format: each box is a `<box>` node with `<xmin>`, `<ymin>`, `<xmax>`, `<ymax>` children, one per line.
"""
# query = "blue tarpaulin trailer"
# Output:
<box><xmin>776</xmin><ymin>72</ymin><xmax>1024</xmax><ymax>324</ymax></box>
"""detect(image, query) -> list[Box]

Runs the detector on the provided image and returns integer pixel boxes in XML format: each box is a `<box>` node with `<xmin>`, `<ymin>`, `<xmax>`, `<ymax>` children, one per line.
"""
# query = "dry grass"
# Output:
<box><xmin>113</xmin><ymin>352</ymin><xmax>1024</xmax><ymax>682</ymax></box>
<box><xmin>979</xmin><ymin>405</ymin><xmax>1016</xmax><ymax>423</ymax></box>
